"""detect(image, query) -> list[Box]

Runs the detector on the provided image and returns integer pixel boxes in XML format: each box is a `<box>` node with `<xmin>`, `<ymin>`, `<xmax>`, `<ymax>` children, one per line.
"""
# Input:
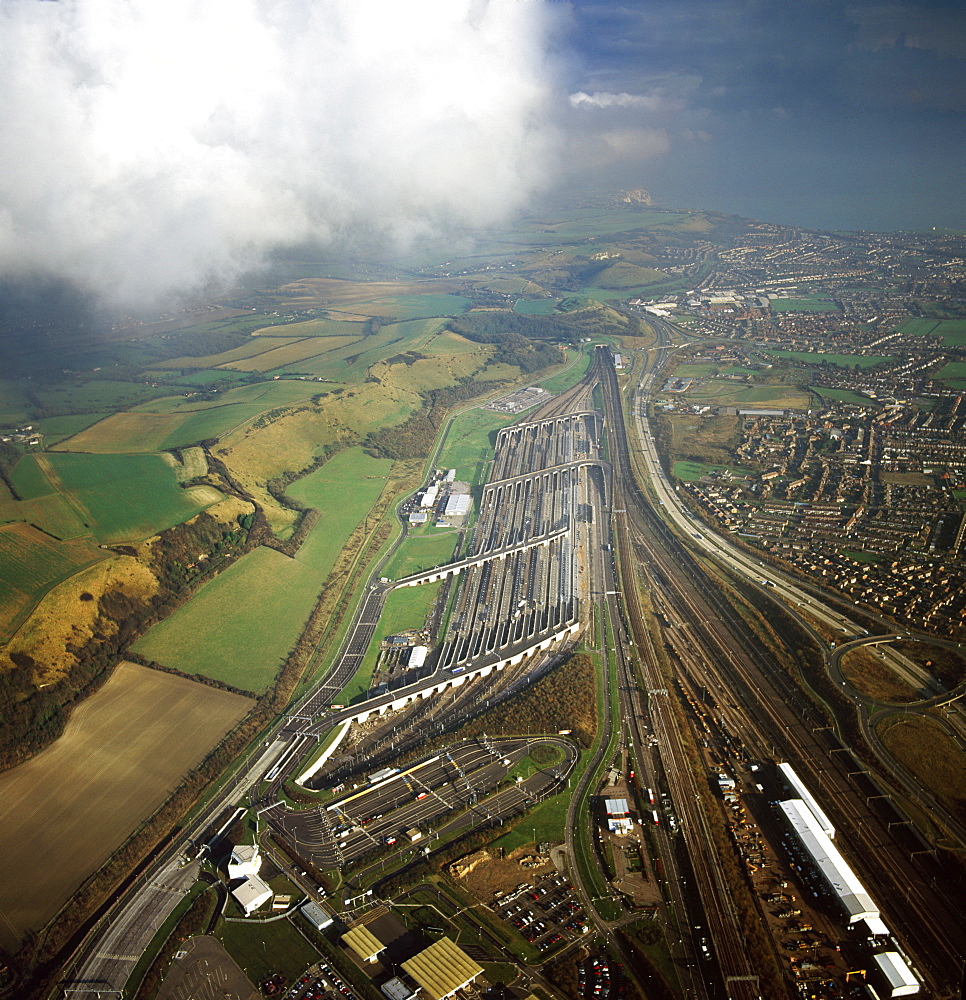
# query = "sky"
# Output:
<box><xmin>562</xmin><ymin>0</ymin><xmax>966</xmax><ymax>232</ymax></box>
<box><xmin>0</xmin><ymin>0</ymin><xmax>962</xmax><ymax>308</ymax></box>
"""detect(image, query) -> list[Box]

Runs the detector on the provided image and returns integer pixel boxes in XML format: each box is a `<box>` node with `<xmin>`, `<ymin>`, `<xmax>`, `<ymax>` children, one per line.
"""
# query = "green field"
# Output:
<box><xmin>275</xmin><ymin>317</ymin><xmax>447</xmax><ymax>382</ymax></box>
<box><xmin>0</xmin><ymin>524</ymin><xmax>103</xmax><ymax>640</ymax></box>
<box><xmin>36</xmin><ymin>413</ymin><xmax>113</xmax><ymax>444</ymax></box>
<box><xmin>535</xmin><ymin>346</ymin><xmax>594</xmax><ymax>393</ymax></box>
<box><xmin>435</xmin><ymin>407</ymin><xmax>514</xmax><ymax>484</ymax></box>
<box><xmin>41</xmin><ymin>453</ymin><xmax>221</xmax><ymax>544</ymax></box>
<box><xmin>809</xmin><ymin>385</ymin><xmax>875</xmax><ymax>405</ymax></box>
<box><xmin>286</xmin><ymin>448</ymin><xmax>394</xmax><ymax>575</ymax></box>
<box><xmin>900</xmin><ymin>318</ymin><xmax>966</xmax><ymax>345</ymax></box>
<box><xmin>0</xmin><ymin>493</ymin><xmax>89</xmax><ymax>540</ymax></box>
<box><xmin>344</xmin><ymin>293</ymin><xmax>470</xmax><ymax>320</ymax></box>
<box><xmin>498</xmin><ymin>208</ymin><xmax>696</xmax><ymax>243</ymax></box>
<box><xmin>9</xmin><ymin>455</ymin><xmax>55</xmax><ymax>499</ymax></box>
<box><xmin>770</xmin><ymin>298</ymin><xmax>841</xmax><ymax>312</ymax></box>
<box><xmin>132</xmin><ymin>546</ymin><xmax>323</xmax><ymax>692</ymax></box>
<box><xmin>55</xmin><ymin>380</ymin><xmax>323</xmax><ymax>453</ymax></box>
<box><xmin>767</xmin><ymin>350</ymin><xmax>892</xmax><ymax>368</ymax></box>
<box><xmin>935</xmin><ymin>362</ymin><xmax>966</xmax><ymax>381</ymax></box>
<box><xmin>217</xmin><ymin>912</ymin><xmax>321</xmax><ymax>986</ymax></box>
<box><xmin>514</xmin><ymin>298</ymin><xmax>559</xmax><ymax>315</ymax></box>
<box><xmin>339</xmin><ymin>581</ymin><xmax>442</xmax><ymax>703</ymax></box>
<box><xmin>382</xmin><ymin>531</ymin><xmax>459</xmax><ymax>580</ymax></box>
<box><xmin>26</xmin><ymin>379</ymin><xmax>169</xmax><ymax>415</ymax></box>
<box><xmin>898</xmin><ymin>318</ymin><xmax>941</xmax><ymax>337</ymax></box>
<box><xmin>672</xmin><ymin>460</ymin><xmax>752</xmax><ymax>482</ymax></box>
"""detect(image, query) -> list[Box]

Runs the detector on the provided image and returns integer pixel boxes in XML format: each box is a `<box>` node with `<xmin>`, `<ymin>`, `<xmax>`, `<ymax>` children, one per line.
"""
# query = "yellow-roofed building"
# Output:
<box><xmin>341</xmin><ymin>923</ymin><xmax>385</xmax><ymax>964</ymax></box>
<box><xmin>401</xmin><ymin>937</ymin><xmax>483</xmax><ymax>1000</ymax></box>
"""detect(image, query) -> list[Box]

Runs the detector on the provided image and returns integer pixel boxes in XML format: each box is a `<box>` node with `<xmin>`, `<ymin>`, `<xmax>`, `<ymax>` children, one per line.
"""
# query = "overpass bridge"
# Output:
<box><xmin>319</xmin><ymin>619</ymin><xmax>582</xmax><ymax>729</ymax></box>
<box><xmin>389</xmin><ymin>524</ymin><xmax>572</xmax><ymax>589</ymax></box>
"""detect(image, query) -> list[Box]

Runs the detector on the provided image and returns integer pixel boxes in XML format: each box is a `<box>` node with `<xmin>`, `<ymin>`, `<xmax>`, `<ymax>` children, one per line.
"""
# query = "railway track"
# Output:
<box><xmin>600</xmin><ymin>345</ymin><xmax>964</xmax><ymax>994</ymax></box>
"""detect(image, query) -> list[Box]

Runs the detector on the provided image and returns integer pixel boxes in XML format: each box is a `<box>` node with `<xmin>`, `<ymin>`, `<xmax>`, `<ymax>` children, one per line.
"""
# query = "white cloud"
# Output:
<box><xmin>570</xmin><ymin>90</ymin><xmax>667</xmax><ymax>111</ymax></box>
<box><xmin>0</xmin><ymin>0</ymin><xmax>561</xmax><ymax>306</ymax></box>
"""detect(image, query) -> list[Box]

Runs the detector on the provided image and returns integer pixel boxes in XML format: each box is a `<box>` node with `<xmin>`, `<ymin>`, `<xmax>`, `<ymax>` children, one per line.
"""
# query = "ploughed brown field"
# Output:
<box><xmin>0</xmin><ymin>661</ymin><xmax>252</xmax><ymax>951</ymax></box>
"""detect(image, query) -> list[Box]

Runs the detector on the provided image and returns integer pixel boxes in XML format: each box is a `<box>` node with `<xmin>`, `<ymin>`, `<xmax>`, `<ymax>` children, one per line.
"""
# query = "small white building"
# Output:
<box><xmin>232</xmin><ymin>875</ymin><xmax>273</xmax><ymax>916</ymax></box>
<box><xmin>228</xmin><ymin>844</ymin><xmax>261</xmax><ymax>880</ymax></box>
<box><xmin>420</xmin><ymin>485</ymin><xmax>439</xmax><ymax>508</ymax></box>
<box><xmin>300</xmin><ymin>900</ymin><xmax>334</xmax><ymax>931</ymax></box>
<box><xmin>605</xmin><ymin>798</ymin><xmax>633</xmax><ymax>835</ymax></box>
<box><xmin>444</xmin><ymin>469</ymin><xmax>456</xmax><ymax>483</ymax></box>
<box><xmin>381</xmin><ymin>978</ymin><xmax>419</xmax><ymax>1000</ymax></box>
<box><xmin>408</xmin><ymin>645</ymin><xmax>429</xmax><ymax>668</ymax></box>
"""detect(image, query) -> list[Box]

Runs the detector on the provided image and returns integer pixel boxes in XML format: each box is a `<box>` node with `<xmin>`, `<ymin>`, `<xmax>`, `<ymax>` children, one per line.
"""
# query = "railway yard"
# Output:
<box><xmin>59</xmin><ymin>347</ymin><xmax>964</xmax><ymax>1000</ymax></box>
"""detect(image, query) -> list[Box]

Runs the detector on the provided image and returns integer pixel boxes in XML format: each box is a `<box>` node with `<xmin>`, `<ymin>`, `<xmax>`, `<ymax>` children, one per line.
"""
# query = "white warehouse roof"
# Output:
<box><xmin>420</xmin><ymin>486</ymin><xmax>439</xmax><ymax>508</ymax></box>
<box><xmin>872</xmin><ymin>951</ymin><xmax>919</xmax><ymax>996</ymax></box>
<box><xmin>779</xmin><ymin>799</ymin><xmax>877</xmax><ymax>924</ymax></box>
<box><xmin>444</xmin><ymin>494</ymin><xmax>471</xmax><ymax>517</ymax></box>
<box><xmin>408</xmin><ymin>645</ymin><xmax>429</xmax><ymax>668</ymax></box>
<box><xmin>778</xmin><ymin>762</ymin><xmax>835</xmax><ymax>838</ymax></box>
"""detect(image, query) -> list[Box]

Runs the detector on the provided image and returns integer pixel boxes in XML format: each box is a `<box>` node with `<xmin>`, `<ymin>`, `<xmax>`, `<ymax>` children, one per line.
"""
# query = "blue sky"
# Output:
<box><xmin>559</xmin><ymin>0</ymin><xmax>965</xmax><ymax>230</ymax></box>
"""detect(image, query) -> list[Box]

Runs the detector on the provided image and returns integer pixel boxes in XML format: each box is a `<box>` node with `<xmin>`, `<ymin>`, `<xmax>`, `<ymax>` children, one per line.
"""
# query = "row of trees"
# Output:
<box><xmin>365</xmin><ymin>376</ymin><xmax>503</xmax><ymax>460</ymax></box>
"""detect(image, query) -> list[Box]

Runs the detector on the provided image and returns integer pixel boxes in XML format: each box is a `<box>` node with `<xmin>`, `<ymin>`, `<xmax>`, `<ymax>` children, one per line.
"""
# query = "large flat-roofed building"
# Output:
<box><xmin>778</xmin><ymin>762</ymin><xmax>835</xmax><ymax>838</ymax></box>
<box><xmin>342</xmin><ymin>923</ymin><xmax>385</xmax><ymax>964</ymax></box>
<box><xmin>871</xmin><ymin>952</ymin><xmax>920</xmax><ymax>997</ymax></box>
<box><xmin>401</xmin><ymin>937</ymin><xmax>483</xmax><ymax>1000</ymax></box>
<box><xmin>779</xmin><ymin>798</ymin><xmax>877</xmax><ymax>924</ymax></box>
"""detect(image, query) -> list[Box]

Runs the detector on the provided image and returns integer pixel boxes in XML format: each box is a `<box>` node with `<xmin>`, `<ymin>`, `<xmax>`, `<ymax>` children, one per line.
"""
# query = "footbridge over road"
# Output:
<box><xmin>389</xmin><ymin>524</ymin><xmax>572</xmax><ymax>589</ymax></box>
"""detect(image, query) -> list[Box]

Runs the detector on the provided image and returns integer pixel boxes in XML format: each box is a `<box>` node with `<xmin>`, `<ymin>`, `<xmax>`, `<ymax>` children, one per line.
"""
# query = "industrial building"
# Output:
<box><xmin>605</xmin><ymin>798</ymin><xmax>634</xmax><ymax>835</ymax></box>
<box><xmin>442</xmin><ymin>493</ymin><xmax>471</xmax><ymax>518</ymax></box>
<box><xmin>407</xmin><ymin>646</ymin><xmax>428</xmax><ymax>669</ymax></box>
<box><xmin>401</xmin><ymin>937</ymin><xmax>483</xmax><ymax>1000</ymax></box>
<box><xmin>870</xmin><ymin>951</ymin><xmax>920</xmax><ymax>997</ymax></box>
<box><xmin>778</xmin><ymin>798</ymin><xmax>877</xmax><ymax>924</ymax></box>
<box><xmin>778</xmin><ymin>762</ymin><xmax>835</xmax><ymax>838</ymax></box>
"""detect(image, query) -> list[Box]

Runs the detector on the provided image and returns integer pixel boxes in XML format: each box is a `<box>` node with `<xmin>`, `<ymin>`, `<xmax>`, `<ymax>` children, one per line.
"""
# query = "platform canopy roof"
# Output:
<box><xmin>342</xmin><ymin>924</ymin><xmax>385</xmax><ymax>962</ymax></box>
<box><xmin>401</xmin><ymin>936</ymin><xmax>483</xmax><ymax>1000</ymax></box>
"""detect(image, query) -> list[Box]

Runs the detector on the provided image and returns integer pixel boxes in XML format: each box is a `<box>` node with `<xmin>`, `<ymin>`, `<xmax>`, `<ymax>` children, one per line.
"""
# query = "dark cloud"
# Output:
<box><xmin>563</xmin><ymin>0</ymin><xmax>965</xmax><ymax>228</ymax></box>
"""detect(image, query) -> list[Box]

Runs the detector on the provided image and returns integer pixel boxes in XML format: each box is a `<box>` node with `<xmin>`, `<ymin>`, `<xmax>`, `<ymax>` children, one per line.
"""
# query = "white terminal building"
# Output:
<box><xmin>227</xmin><ymin>844</ymin><xmax>261</xmax><ymax>880</ymax></box>
<box><xmin>778</xmin><ymin>798</ymin><xmax>878</xmax><ymax>923</ymax></box>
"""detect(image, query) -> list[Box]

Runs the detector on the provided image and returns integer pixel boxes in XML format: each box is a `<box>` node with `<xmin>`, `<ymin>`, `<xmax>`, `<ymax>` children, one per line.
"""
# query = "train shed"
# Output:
<box><xmin>778</xmin><ymin>798</ymin><xmax>877</xmax><ymax>924</ymax></box>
